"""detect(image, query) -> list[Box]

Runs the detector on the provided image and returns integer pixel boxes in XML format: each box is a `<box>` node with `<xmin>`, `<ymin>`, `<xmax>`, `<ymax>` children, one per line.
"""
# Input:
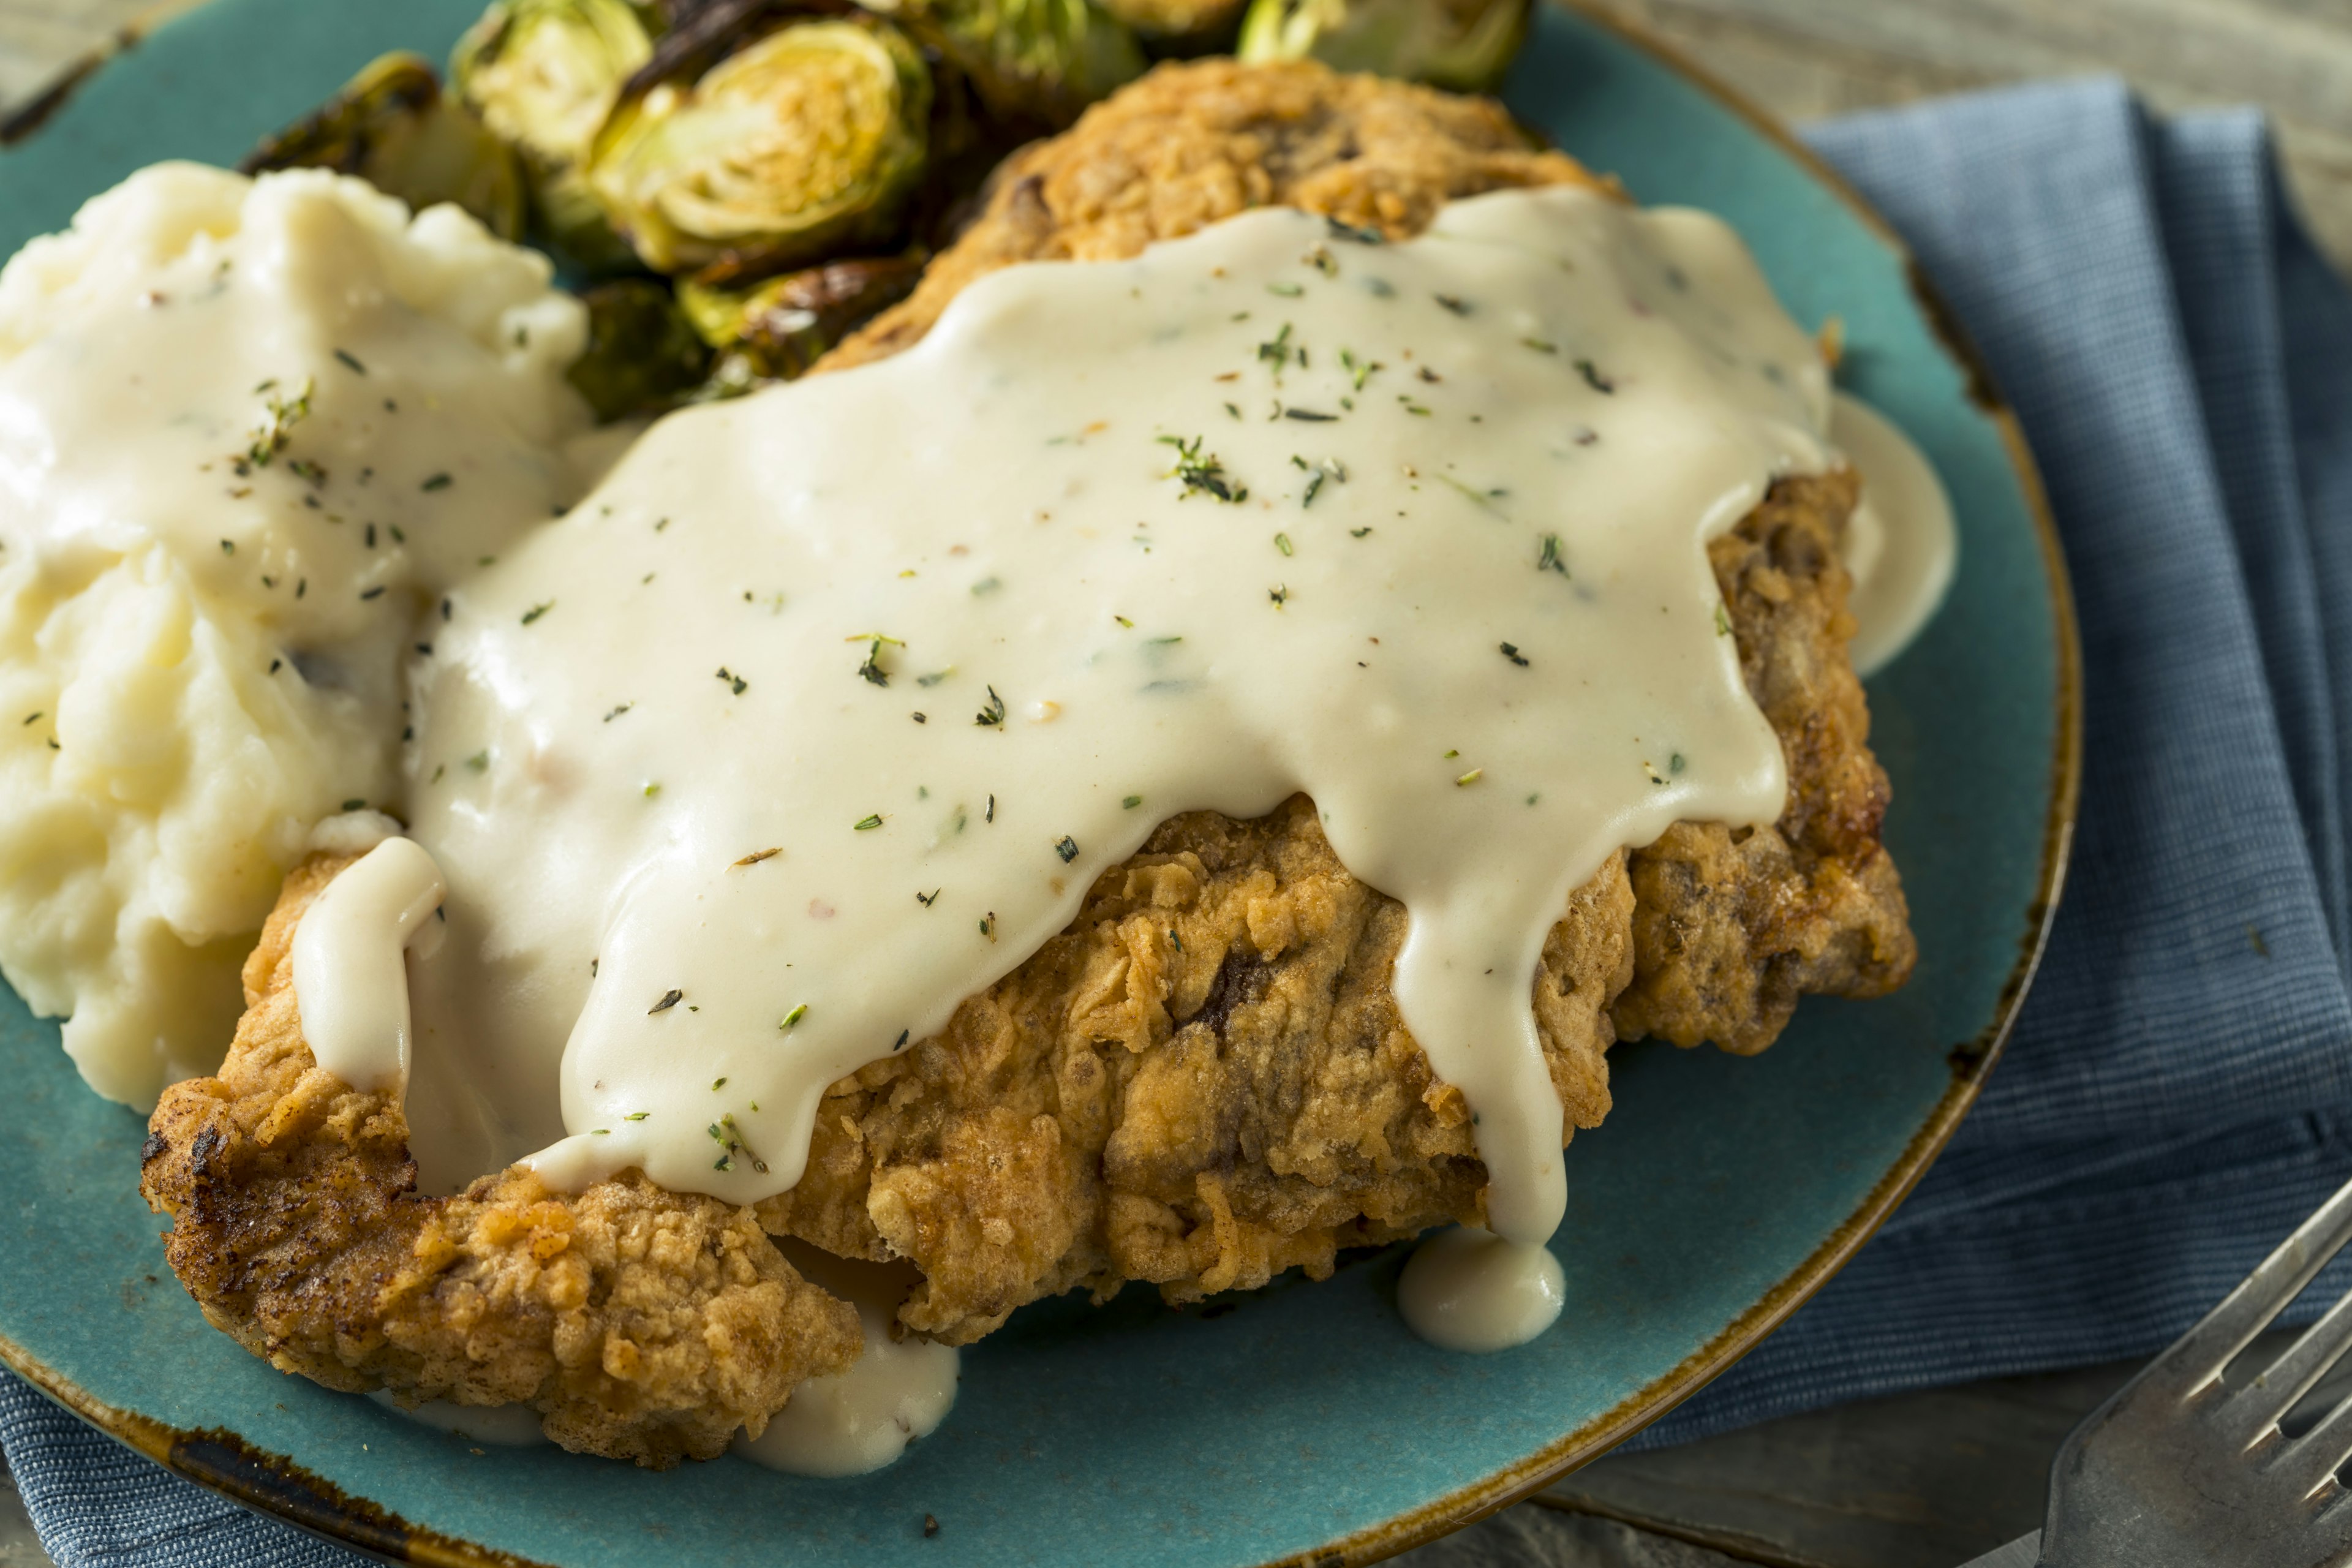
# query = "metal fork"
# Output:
<box><xmin>1961</xmin><ymin>1172</ymin><xmax>2352</xmax><ymax>1567</ymax></box>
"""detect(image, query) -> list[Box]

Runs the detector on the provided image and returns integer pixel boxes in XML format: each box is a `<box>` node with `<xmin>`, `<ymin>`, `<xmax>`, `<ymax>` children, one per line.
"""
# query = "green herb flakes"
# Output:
<box><xmin>1158</xmin><ymin>434</ymin><xmax>1246</xmax><ymax>502</ymax></box>
<box><xmin>852</xmin><ymin>633</ymin><xmax>903</xmax><ymax>687</ymax></box>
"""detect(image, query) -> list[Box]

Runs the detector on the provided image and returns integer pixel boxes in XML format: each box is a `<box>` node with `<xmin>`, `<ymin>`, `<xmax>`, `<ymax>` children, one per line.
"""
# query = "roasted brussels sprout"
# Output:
<box><xmin>451</xmin><ymin>0</ymin><xmax>658</xmax><ymax>271</ymax></box>
<box><xmin>241</xmin><ymin>53</ymin><xmax>527</xmax><ymax>239</ymax></box>
<box><xmin>1091</xmin><ymin>0</ymin><xmax>1246</xmax><ymax>54</ymax></box>
<box><xmin>587</xmin><ymin>17</ymin><xmax>932</xmax><ymax>276</ymax></box>
<box><xmin>565</xmin><ymin>278</ymin><xmax>716</xmax><ymax>419</ymax></box>
<box><xmin>677</xmin><ymin>252</ymin><xmax>924</xmax><ymax>379</ymax></box>
<box><xmin>1235</xmin><ymin>0</ymin><xmax>1529</xmax><ymax>92</ymax></box>
<box><xmin>860</xmin><ymin>0</ymin><xmax>1145</xmax><ymax>126</ymax></box>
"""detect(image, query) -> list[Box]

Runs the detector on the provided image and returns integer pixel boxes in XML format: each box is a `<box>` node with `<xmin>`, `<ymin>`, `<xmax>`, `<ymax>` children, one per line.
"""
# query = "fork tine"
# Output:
<box><xmin>2269</xmin><ymin>1363</ymin><xmax>2352</xmax><ymax>1503</ymax></box>
<box><xmin>2156</xmin><ymin>1174</ymin><xmax>2352</xmax><ymax>1393</ymax></box>
<box><xmin>2221</xmin><ymin>1286</ymin><xmax>2352</xmax><ymax>1445</ymax></box>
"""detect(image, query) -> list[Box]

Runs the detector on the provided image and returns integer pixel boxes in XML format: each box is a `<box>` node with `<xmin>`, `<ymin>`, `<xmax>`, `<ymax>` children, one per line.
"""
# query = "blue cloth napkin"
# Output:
<box><xmin>1637</xmin><ymin>75</ymin><xmax>2352</xmax><ymax>1449</ymax></box>
<box><xmin>9</xmin><ymin>73</ymin><xmax>2352</xmax><ymax>1562</ymax></box>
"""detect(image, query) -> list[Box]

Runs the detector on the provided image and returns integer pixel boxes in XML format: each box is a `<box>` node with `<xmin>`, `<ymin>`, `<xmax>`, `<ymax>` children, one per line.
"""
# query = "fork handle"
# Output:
<box><xmin>1956</xmin><ymin>1531</ymin><xmax>2042</xmax><ymax>1567</ymax></box>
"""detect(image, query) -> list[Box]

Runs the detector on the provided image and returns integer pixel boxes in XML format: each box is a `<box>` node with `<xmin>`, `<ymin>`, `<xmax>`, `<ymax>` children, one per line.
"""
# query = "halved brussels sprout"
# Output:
<box><xmin>858</xmin><ymin>0</ymin><xmax>1145</xmax><ymax>126</ymax></box>
<box><xmin>242</xmin><ymin>53</ymin><xmax>527</xmax><ymax>239</ymax></box>
<box><xmin>1235</xmin><ymin>0</ymin><xmax>1529</xmax><ymax>92</ymax></box>
<box><xmin>587</xmin><ymin>18</ymin><xmax>932</xmax><ymax>276</ymax></box>
<box><xmin>566</xmin><ymin>278</ymin><xmax>715</xmax><ymax>419</ymax></box>
<box><xmin>677</xmin><ymin>252</ymin><xmax>925</xmax><ymax>379</ymax></box>
<box><xmin>452</xmin><ymin>0</ymin><xmax>658</xmax><ymax>271</ymax></box>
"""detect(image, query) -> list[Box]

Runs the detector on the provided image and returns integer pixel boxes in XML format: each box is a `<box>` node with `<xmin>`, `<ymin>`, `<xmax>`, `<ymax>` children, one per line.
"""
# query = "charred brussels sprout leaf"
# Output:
<box><xmin>241</xmin><ymin>53</ymin><xmax>527</xmax><ymax>239</ymax></box>
<box><xmin>677</xmin><ymin>252</ymin><xmax>925</xmax><ymax>380</ymax></box>
<box><xmin>452</xmin><ymin>0</ymin><xmax>657</xmax><ymax>272</ymax></box>
<box><xmin>567</xmin><ymin>278</ymin><xmax>715</xmax><ymax>419</ymax></box>
<box><xmin>1235</xmin><ymin>0</ymin><xmax>1529</xmax><ymax>92</ymax></box>
<box><xmin>587</xmin><ymin>18</ymin><xmax>932</xmax><ymax>276</ymax></box>
<box><xmin>860</xmin><ymin>0</ymin><xmax>1145</xmax><ymax>126</ymax></box>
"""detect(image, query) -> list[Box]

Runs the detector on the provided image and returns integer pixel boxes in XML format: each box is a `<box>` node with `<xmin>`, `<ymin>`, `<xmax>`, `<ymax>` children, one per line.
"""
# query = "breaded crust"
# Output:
<box><xmin>777</xmin><ymin>59</ymin><xmax>1914</xmax><ymax>1338</ymax></box>
<box><xmin>145</xmin><ymin>58</ymin><xmax>1915</xmax><ymax>1442</ymax></box>
<box><xmin>139</xmin><ymin>856</ymin><xmax>861</xmax><ymax>1468</ymax></box>
<box><xmin>756</xmin><ymin>478</ymin><xmax>1913</xmax><ymax>1343</ymax></box>
<box><xmin>825</xmin><ymin>58</ymin><xmax>1607</xmax><ymax>371</ymax></box>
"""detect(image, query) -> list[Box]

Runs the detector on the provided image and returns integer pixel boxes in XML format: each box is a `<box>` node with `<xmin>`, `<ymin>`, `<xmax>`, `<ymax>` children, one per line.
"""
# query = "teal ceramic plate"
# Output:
<box><xmin>0</xmin><ymin>4</ymin><xmax>2078</xmax><ymax>1563</ymax></box>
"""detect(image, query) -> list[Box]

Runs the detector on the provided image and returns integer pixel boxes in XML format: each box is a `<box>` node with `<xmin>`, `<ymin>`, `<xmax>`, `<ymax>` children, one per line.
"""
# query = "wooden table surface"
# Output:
<box><xmin>4</xmin><ymin>3</ymin><xmax>2348</xmax><ymax>1566</ymax></box>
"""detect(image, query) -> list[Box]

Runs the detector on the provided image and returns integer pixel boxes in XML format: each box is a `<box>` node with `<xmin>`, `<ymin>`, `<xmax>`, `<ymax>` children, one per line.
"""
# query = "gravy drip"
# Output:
<box><xmin>1397</xmin><ymin>1227</ymin><xmax>1566</xmax><ymax>1352</ymax></box>
<box><xmin>734</xmin><ymin>1244</ymin><xmax>960</xmax><ymax>1476</ymax></box>
<box><xmin>291</xmin><ymin>835</ymin><xmax>447</xmax><ymax>1093</ymax></box>
<box><xmin>403</xmin><ymin>187</ymin><xmax>1834</xmax><ymax>1246</ymax></box>
<box><xmin>1830</xmin><ymin>393</ymin><xmax>1957</xmax><ymax>677</ymax></box>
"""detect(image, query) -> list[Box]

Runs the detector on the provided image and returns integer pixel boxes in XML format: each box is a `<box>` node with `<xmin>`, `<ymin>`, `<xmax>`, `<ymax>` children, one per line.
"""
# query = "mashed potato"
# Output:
<box><xmin>0</xmin><ymin>163</ymin><xmax>597</xmax><ymax>1106</ymax></box>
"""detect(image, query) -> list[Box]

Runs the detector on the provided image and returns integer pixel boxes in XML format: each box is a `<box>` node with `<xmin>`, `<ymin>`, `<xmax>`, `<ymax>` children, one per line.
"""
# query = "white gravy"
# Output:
<box><xmin>368</xmin><ymin>1389</ymin><xmax>548</xmax><ymax>1447</ymax></box>
<box><xmin>290</xmin><ymin>835</ymin><xmax>447</xmax><ymax>1093</ymax></box>
<box><xmin>401</xmin><ymin>185</ymin><xmax>1834</xmax><ymax>1250</ymax></box>
<box><xmin>734</xmin><ymin>1243</ymin><xmax>960</xmax><ymax>1476</ymax></box>
<box><xmin>1830</xmin><ymin>393</ymin><xmax>1955</xmax><ymax>677</ymax></box>
<box><xmin>1397</xmin><ymin>1227</ymin><xmax>1566</xmax><ymax>1352</ymax></box>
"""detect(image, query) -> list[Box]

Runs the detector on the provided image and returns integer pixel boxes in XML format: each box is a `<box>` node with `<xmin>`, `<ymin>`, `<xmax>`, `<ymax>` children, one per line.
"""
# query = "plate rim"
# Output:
<box><xmin>0</xmin><ymin>2</ymin><xmax>2085</xmax><ymax>1564</ymax></box>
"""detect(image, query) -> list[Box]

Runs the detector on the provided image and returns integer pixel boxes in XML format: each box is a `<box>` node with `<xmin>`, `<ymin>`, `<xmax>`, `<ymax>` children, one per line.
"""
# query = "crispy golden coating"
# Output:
<box><xmin>778</xmin><ymin>60</ymin><xmax>1914</xmax><ymax>1340</ymax></box>
<box><xmin>761</xmin><ymin>807</ymin><xmax>1634</xmax><ymax>1341</ymax></box>
<box><xmin>825</xmin><ymin>58</ymin><xmax>1606</xmax><ymax>371</ymax></box>
<box><xmin>1617</xmin><ymin>472</ymin><xmax>1917</xmax><ymax>1053</ymax></box>
<box><xmin>755</xmin><ymin>482</ymin><xmax>1913</xmax><ymax>1342</ymax></box>
<box><xmin>140</xmin><ymin>856</ymin><xmax>860</xmax><ymax>1468</ymax></box>
<box><xmin>149</xmin><ymin>59</ymin><xmax>1913</xmax><ymax>1438</ymax></box>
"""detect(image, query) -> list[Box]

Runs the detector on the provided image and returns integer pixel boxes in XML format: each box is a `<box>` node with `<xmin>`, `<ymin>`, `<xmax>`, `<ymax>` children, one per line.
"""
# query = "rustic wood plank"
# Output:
<box><xmin>1541</xmin><ymin>1326</ymin><xmax>2352</xmax><ymax>1568</ymax></box>
<box><xmin>1535</xmin><ymin>1355</ymin><xmax>2128</xmax><ymax>1568</ymax></box>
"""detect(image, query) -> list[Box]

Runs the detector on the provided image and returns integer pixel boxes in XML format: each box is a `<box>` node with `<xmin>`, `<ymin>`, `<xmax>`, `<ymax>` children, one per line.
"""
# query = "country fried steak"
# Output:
<box><xmin>141</xmin><ymin>57</ymin><xmax>1915</xmax><ymax>1462</ymax></box>
<box><xmin>141</xmin><ymin>858</ymin><xmax>861</xmax><ymax>1468</ymax></box>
